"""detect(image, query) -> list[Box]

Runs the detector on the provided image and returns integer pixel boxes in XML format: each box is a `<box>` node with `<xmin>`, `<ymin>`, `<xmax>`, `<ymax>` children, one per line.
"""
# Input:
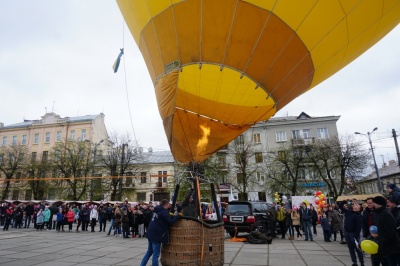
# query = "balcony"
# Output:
<box><xmin>156</xmin><ymin>182</ymin><xmax>167</xmax><ymax>188</ymax></box>
<box><xmin>291</xmin><ymin>137</ymin><xmax>315</xmax><ymax>146</ymax></box>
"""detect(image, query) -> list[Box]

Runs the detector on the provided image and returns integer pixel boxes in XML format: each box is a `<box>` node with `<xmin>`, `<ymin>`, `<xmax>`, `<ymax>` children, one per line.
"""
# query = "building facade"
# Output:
<box><xmin>218</xmin><ymin>112</ymin><xmax>340</xmax><ymax>201</ymax></box>
<box><xmin>0</xmin><ymin>112</ymin><xmax>109</xmax><ymax>200</ymax></box>
<box><xmin>356</xmin><ymin>160</ymin><xmax>400</xmax><ymax>194</ymax></box>
<box><xmin>121</xmin><ymin>149</ymin><xmax>177</xmax><ymax>203</ymax></box>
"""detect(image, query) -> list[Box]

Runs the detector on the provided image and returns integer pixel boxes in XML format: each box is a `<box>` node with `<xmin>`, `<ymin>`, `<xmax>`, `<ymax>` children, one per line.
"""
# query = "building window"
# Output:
<box><xmin>81</xmin><ymin>129</ymin><xmax>86</xmax><ymax>141</ymax></box>
<box><xmin>34</xmin><ymin>133</ymin><xmax>39</xmax><ymax>144</ymax></box>
<box><xmin>257</xmin><ymin>172</ymin><xmax>265</xmax><ymax>184</ymax></box>
<box><xmin>303</xmin><ymin>129</ymin><xmax>311</xmax><ymax>139</ymax></box>
<box><xmin>12</xmin><ymin>136</ymin><xmax>17</xmax><ymax>146</ymax></box>
<box><xmin>18</xmin><ymin>153</ymin><xmax>24</xmax><ymax>163</ymax></box>
<box><xmin>237</xmin><ymin>173</ymin><xmax>244</xmax><ymax>184</ymax></box>
<box><xmin>137</xmin><ymin>192</ymin><xmax>146</xmax><ymax>202</ymax></box>
<box><xmin>25</xmin><ymin>190</ymin><xmax>32</xmax><ymax>200</ymax></box>
<box><xmin>234</xmin><ymin>135</ymin><xmax>244</xmax><ymax>145</ymax></box>
<box><xmin>2</xmin><ymin>136</ymin><xmax>7</xmax><ymax>146</ymax></box>
<box><xmin>292</xmin><ymin>130</ymin><xmax>301</xmax><ymax>140</ymax></box>
<box><xmin>317</xmin><ymin>128</ymin><xmax>329</xmax><ymax>139</ymax></box>
<box><xmin>276</xmin><ymin>131</ymin><xmax>287</xmax><ymax>142</ymax></box>
<box><xmin>140</xmin><ymin>172</ymin><xmax>147</xmax><ymax>183</ymax></box>
<box><xmin>31</xmin><ymin>152</ymin><xmax>37</xmax><ymax>162</ymax></box>
<box><xmin>22</xmin><ymin>135</ymin><xmax>27</xmax><ymax>145</ymax></box>
<box><xmin>253</xmin><ymin>133</ymin><xmax>261</xmax><ymax>143</ymax></box>
<box><xmin>54</xmin><ymin>150</ymin><xmax>60</xmax><ymax>161</ymax></box>
<box><xmin>158</xmin><ymin>171</ymin><xmax>167</xmax><ymax>183</ymax></box>
<box><xmin>12</xmin><ymin>190</ymin><xmax>19</xmax><ymax>200</ymax></box>
<box><xmin>42</xmin><ymin>151</ymin><xmax>48</xmax><ymax>162</ymax></box>
<box><xmin>69</xmin><ymin>130</ymin><xmax>75</xmax><ymax>140</ymax></box>
<box><xmin>218</xmin><ymin>156</ymin><xmax>226</xmax><ymax>168</ymax></box>
<box><xmin>235</xmin><ymin>153</ymin><xmax>241</xmax><ymax>164</ymax></box>
<box><xmin>278</xmin><ymin>150</ymin><xmax>286</xmax><ymax>161</ymax></box>
<box><xmin>255</xmin><ymin>152</ymin><xmax>263</xmax><ymax>163</ymax></box>
<box><xmin>56</xmin><ymin>131</ymin><xmax>62</xmax><ymax>142</ymax></box>
<box><xmin>48</xmin><ymin>189</ymin><xmax>56</xmax><ymax>200</ymax></box>
<box><xmin>45</xmin><ymin>132</ymin><xmax>50</xmax><ymax>143</ymax></box>
<box><xmin>15</xmin><ymin>172</ymin><xmax>21</xmax><ymax>183</ymax></box>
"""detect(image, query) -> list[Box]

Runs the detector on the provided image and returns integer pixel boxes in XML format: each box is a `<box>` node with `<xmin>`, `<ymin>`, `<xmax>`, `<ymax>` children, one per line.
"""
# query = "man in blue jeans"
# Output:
<box><xmin>299</xmin><ymin>202</ymin><xmax>313</xmax><ymax>241</ymax></box>
<box><xmin>140</xmin><ymin>199</ymin><xmax>180</xmax><ymax>266</ymax></box>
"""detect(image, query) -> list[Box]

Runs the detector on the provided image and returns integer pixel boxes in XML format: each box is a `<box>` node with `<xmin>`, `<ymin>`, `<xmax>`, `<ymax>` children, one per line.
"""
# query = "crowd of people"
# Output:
<box><xmin>0</xmin><ymin>199</ymin><xmax>156</xmax><ymax>239</ymax></box>
<box><xmin>266</xmin><ymin>183</ymin><xmax>400</xmax><ymax>266</ymax></box>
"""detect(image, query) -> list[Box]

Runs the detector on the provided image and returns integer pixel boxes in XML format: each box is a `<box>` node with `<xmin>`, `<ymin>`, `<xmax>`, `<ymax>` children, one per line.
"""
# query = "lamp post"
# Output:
<box><xmin>355</xmin><ymin>127</ymin><xmax>383</xmax><ymax>193</ymax></box>
<box><xmin>88</xmin><ymin>140</ymin><xmax>104</xmax><ymax>201</ymax></box>
<box><xmin>119</xmin><ymin>143</ymin><xmax>128</xmax><ymax>201</ymax></box>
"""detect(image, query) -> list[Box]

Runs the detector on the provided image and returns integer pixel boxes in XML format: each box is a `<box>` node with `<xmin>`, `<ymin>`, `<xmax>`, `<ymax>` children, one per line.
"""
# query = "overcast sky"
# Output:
<box><xmin>1</xmin><ymin>1</ymin><xmax>399</xmax><ymax>168</ymax></box>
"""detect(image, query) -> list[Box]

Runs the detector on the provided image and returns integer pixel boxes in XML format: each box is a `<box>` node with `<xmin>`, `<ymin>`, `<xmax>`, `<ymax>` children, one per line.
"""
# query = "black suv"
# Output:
<box><xmin>223</xmin><ymin>201</ymin><xmax>275</xmax><ymax>237</ymax></box>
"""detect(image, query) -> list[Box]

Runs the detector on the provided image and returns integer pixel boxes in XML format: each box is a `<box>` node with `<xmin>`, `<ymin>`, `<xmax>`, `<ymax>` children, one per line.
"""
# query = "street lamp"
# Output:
<box><xmin>119</xmin><ymin>143</ymin><xmax>129</xmax><ymax>201</ymax></box>
<box><xmin>87</xmin><ymin>139</ymin><xmax>104</xmax><ymax>201</ymax></box>
<box><xmin>355</xmin><ymin>127</ymin><xmax>383</xmax><ymax>193</ymax></box>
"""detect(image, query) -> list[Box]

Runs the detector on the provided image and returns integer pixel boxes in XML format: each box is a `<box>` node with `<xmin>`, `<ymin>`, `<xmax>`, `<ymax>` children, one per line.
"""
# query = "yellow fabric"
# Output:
<box><xmin>117</xmin><ymin>0</ymin><xmax>400</xmax><ymax>163</ymax></box>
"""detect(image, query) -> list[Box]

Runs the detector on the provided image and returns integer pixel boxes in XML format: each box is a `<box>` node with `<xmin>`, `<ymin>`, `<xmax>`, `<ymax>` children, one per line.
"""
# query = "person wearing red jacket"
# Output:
<box><xmin>65</xmin><ymin>208</ymin><xmax>75</xmax><ymax>232</ymax></box>
<box><xmin>3</xmin><ymin>206</ymin><xmax>14</xmax><ymax>231</ymax></box>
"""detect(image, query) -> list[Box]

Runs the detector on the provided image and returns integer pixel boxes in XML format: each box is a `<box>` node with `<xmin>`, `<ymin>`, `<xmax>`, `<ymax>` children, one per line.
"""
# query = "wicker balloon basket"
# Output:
<box><xmin>161</xmin><ymin>219</ymin><xmax>225</xmax><ymax>266</ymax></box>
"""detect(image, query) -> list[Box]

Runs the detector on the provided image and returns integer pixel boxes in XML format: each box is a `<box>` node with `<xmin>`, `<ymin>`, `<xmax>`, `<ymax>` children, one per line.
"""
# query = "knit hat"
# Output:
<box><xmin>387</xmin><ymin>183</ymin><xmax>396</xmax><ymax>189</ymax></box>
<box><xmin>369</xmin><ymin>225</ymin><xmax>378</xmax><ymax>234</ymax></box>
<box><xmin>372</xmin><ymin>196</ymin><xmax>386</xmax><ymax>206</ymax></box>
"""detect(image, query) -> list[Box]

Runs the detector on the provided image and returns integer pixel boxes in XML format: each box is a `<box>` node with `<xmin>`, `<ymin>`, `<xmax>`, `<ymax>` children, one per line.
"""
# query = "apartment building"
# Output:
<box><xmin>123</xmin><ymin>149</ymin><xmax>177</xmax><ymax>203</ymax></box>
<box><xmin>218</xmin><ymin>112</ymin><xmax>340</xmax><ymax>201</ymax></box>
<box><xmin>0</xmin><ymin>112</ymin><xmax>108</xmax><ymax>200</ymax></box>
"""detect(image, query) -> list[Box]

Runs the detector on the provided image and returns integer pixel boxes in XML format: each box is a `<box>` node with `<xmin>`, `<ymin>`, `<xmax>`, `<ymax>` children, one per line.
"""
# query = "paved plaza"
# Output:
<box><xmin>0</xmin><ymin>225</ymin><xmax>371</xmax><ymax>266</ymax></box>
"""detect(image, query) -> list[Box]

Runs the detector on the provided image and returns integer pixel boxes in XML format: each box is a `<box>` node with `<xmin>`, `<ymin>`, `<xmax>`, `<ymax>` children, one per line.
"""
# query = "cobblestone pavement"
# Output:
<box><xmin>0</xmin><ymin>225</ymin><xmax>371</xmax><ymax>266</ymax></box>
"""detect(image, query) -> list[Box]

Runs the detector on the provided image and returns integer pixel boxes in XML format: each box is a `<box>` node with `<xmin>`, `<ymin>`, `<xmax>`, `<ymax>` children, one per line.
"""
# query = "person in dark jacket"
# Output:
<box><xmin>181</xmin><ymin>189</ymin><xmax>196</xmax><ymax>217</ymax></box>
<box><xmin>310</xmin><ymin>205</ymin><xmax>319</xmax><ymax>236</ymax></box>
<box><xmin>362</xmin><ymin>197</ymin><xmax>379</xmax><ymax>239</ymax></box>
<box><xmin>339</xmin><ymin>199</ymin><xmax>364</xmax><ymax>266</ymax></box>
<box><xmin>299</xmin><ymin>202</ymin><xmax>313</xmax><ymax>241</ymax></box>
<box><xmin>367</xmin><ymin>225</ymin><xmax>391</xmax><ymax>266</ymax></box>
<box><xmin>320</xmin><ymin>213</ymin><xmax>331</xmax><ymax>242</ymax></box>
<box><xmin>372</xmin><ymin>196</ymin><xmax>400</xmax><ymax>266</ymax></box>
<box><xmin>140</xmin><ymin>199</ymin><xmax>180</xmax><ymax>266</ymax></box>
<box><xmin>24</xmin><ymin>202</ymin><xmax>34</xmax><ymax>228</ymax></box>
<box><xmin>387</xmin><ymin>196</ymin><xmax>400</xmax><ymax>237</ymax></box>
<box><xmin>121</xmin><ymin>210</ymin><xmax>130</xmax><ymax>238</ymax></box>
<box><xmin>386</xmin><ymin>183</ymin><xmax>400</xmax><ymax>205</ymax></box>
<box><xmin>98</xmin><ymin>204</ymin><xmax>107</xmax><ymax>232</ymax></box>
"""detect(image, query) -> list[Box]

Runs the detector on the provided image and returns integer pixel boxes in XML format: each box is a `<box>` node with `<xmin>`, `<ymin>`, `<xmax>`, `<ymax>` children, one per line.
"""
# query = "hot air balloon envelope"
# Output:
<box><xmin>117</xmin><ymin>0</ymin><xmax>400</xmax><ymax>163</ymax></box>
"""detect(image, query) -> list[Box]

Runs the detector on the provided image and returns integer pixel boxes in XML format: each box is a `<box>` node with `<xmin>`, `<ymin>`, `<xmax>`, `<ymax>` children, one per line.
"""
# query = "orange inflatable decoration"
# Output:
<box><xmin>117</xmin><ymin>0</ymin><xmax>400</xmax><ymax>163</ymax></box>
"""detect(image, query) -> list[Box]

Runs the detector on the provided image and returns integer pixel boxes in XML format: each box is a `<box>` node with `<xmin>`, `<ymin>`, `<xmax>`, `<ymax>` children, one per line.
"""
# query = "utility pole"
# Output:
<box><xmin>119</xmin><ymin>143</ymin><xmax>127</xmax><ymax>201</ymax></box>
<box><xmin>355</xmin><ymin>128</ymin><xmax>383</xmax><ymax>194</ymax></box>
<box><xmin>393</xmin><ymin>129</ymin><xmax>400</xmax><ymax>166</ymax></box>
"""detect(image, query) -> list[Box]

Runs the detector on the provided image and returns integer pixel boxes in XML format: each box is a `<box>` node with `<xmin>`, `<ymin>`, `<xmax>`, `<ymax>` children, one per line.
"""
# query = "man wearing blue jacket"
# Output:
<box><xmin>140</xmin><ymin>199</ymin><xmax>180</xmax><ymax>266</ymax></box>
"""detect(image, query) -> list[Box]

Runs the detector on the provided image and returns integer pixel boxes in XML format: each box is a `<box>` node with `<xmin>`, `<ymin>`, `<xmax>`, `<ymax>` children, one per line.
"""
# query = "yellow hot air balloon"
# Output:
<box><xmin>117</xmin><ymin>0</ymin><xmax>400</xmax><ymax>163</ymax></box>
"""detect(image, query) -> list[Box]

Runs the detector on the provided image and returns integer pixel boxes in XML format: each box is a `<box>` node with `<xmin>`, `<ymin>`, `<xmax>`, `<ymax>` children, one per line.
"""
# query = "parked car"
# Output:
<box><xmin>223</xmin><ymin>201</ymin><xmax>279</xmax><ymax>237</ymax></box>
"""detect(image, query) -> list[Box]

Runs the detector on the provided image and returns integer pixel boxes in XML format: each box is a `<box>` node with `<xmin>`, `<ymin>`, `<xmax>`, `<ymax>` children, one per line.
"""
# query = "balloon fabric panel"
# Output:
<box><xmin>117</xmin><ymin>0</ymin><xmax>400</xmax><ymax>163</ymax></box>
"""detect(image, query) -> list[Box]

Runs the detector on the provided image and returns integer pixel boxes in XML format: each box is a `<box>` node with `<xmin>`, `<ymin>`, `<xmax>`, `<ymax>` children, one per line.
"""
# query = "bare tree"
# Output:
<box><xmin>307</xmin><ymin>135</ymin><xmax>370</xmax><ymax>199</ymax></box>
<box><xmin>51</xmin><ymin>140</ymin><xmax>92</xmax><ymax>200</ymax></box>
<box><xmin>25</xmin><ymin>151</ymin><xmax>52</xmax><ymax>200</ymax></box>
<box><xmin>227</xmin><ymin>134</ymin><xmax>261</xmax><ymax>200</ymax></box>
<box><xmin>264</xmin><ymin>144</ymin><xmax>310</xmax><ymax>196</ymax></box>
<box><xmin>0</xmin><ymin>144</ymin><xmax>27</xmax><ymax>200</ymax></box>
<box><xmin>101</xmin><ymin>134</ymin><xmax>139</xmax><ymax>201</ymax></box>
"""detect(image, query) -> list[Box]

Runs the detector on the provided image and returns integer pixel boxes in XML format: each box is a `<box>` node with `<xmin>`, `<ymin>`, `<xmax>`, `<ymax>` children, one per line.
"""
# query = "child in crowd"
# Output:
<box><xmin>320</xmin><ymin>213</ymin><xmax>331</xmax><ymax>242</ymax></box>
<box><xmin>368</xmin><ymin>226</ymin><xmax>390</xmax><ymax>266</ymax></box>
<box><xmin>56</xmin><ymin>208</ymin><xmax>64</xmax><ymax>232</ymax></box>
<box><xmin>122</xmin><ymin>210</ymin><xmax>130</xmax><ymax>238</ymax></box>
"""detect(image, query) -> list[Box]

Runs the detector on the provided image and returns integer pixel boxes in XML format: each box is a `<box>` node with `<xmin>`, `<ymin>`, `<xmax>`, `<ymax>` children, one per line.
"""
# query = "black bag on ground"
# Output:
<box><xmin>247</xmin><ymin>231</ymin><xmax>268</xmax><ymax>244</ymax></box>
